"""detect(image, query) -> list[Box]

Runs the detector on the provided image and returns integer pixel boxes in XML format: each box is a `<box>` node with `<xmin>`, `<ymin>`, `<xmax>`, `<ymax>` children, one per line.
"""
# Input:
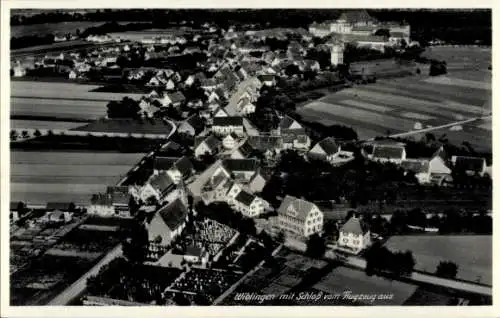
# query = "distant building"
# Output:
<box><xmin>177</xmin><ymin>115</ymin><xmax>205</xmax><ymax>136</ymax></box>
<box><xmin>370</xmin><ymin>143</ymin><xmax>407</xmax><ymax>164</ymax></box>
<box><xmin>451</xmin><ymin>155</ymin><xmax>487</xmax><ymax>177</ymax></box>
<box><xmin>211</xmin><ymin>116</ymin><xmax>245</xmax><ymax>136</ymax></box>
<box><xmin>153</xmin><ymin>156</ymin><xmax>195</xmax><ymax>184</ymax></box>
<box><xmin>276</xmin><ymin>195</ymin><xmax>323</xmax><ymax>238</ymax></box>
<box><xmin>401</xmin><ymin>159</ymin><xmax>431</xmax><ymax>184</ymax></box>
<box><xmin>337</xmin><ymin>215</ymin><xmax>371</xmax><ymax>253</ymax></box>
<box><xmin>183</xmin><ymin>245</ymin><xmax>209</xmax><ymax>266</ymax></box>
<box><xmin>139</xmin><ymin>172</ymin><xmax>176</xmax><ymax>203</ymax></box>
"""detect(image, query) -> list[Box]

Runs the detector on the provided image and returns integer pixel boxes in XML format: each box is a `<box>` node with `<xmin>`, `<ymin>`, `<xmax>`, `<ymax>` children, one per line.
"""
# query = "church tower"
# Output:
<box><xmin>329</xmin><ymin>43</ymin><xmax>344</xmax><ymax>66</ymax></box>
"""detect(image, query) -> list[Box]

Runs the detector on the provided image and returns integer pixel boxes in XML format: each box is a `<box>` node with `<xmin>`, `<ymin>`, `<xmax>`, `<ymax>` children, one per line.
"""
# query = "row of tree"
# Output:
<box><xmin>365</xmin><ymin>243</ymin><xmax>416</xmax><ymax>277</ymax></box>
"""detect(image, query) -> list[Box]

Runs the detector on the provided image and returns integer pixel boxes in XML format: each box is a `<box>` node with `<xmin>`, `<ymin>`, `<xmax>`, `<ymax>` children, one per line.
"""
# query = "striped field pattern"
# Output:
<box><xmin>299</xmin><ymin>68</ymin><xmax>491</xmax><ymax>147</ymax></box>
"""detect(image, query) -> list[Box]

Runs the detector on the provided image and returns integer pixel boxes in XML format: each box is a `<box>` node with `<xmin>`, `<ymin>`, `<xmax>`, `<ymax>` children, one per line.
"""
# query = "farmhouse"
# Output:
<box><xmin>194</xmin><ymin>135</ymin><xmax>223</xmax><ymax>158</ymax></box>
<box><xmin>222</xmin><ymin>132</ymin><xmax>241</xmax><ymax>150</ymax></box>
<box><xmin>337</xmin><ymin>215</ymin><xmax>371</xmax><ymax>254</ymax></box>
<box><xmin>277</xmin><ymin>195</ymin><xmax>324</xmax><ymax>238</ymax></box>
<box><xmin>223</xmin><ymin>159</ymin><xmax>260</xmax><ymax>182</ymax></box>
<box><xmin>232</xmin><ymin>190</ymin><xmax>265</xmax><ymax>218</ymax></box>
<box><xmin>183</xmin><ymin>245</ymin><xmax>209</xmax><ymax>266</ymax></box>
<box><xmin>211</xmin><ymin>116</ymin><xmax>245</xmax><ymax>136</ymax></box>
<box><xmin>401</xmin><ymin>159</ymin><xmax>431</xmax><ymax>184</ymax></box>
<box><xmin>140</xmin><ymin>172</ymin><xmax>176</xmax><ymax>203</ymax></box>
<box><xmin>451</xmin><ymin>156</ymin><xmax>487</xmax><ymax>177</ymax></box>
<box><xmin>177</xmin><ymin>115</ymin><xmax>205</xmax><ymax>136</ymax></box>
<box><xmin>88</xmin><ymin>193</ymin><xmax>114</xmax><ymax>217</ymax></box>
<box><xmin>153</xmin><ymin>156</ymin><xmax>195</xmax><ymax>184</ymax></box>
<box><xmin>309</xmin><ymin>137</ymin><xmax>341</xmax><ymax>162</ymax></box>
<box><xmin>147</xmin><ymin>199</ymin><xmax>189</xmax><ymax>245</ymax></box>
<box><xmin>370</xmin><ymin>144</ymin><xmax>407</xmax><ymax>164</ymax></box>
<box><xmin>160</xmin><ymin>91</ymin><xmax>186</xmax><ymax>107</ymax></box>
<box><xmin>201</xmin><ymin>173</ymin><xmax>233</xmax><ymax>205</ymax></box>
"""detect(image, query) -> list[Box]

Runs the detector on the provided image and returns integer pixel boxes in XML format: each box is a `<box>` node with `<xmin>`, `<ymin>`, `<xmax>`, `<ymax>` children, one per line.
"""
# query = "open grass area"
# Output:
<box><xmin>11</xmin><ymin>81</ymin><xmax>144</xmax><ymax>121</ymax></box>
<box><xmin>11</xmin><ymin>21</ymin><xmax>109</xmax><ymax>38</ymax></box>
<box><xmin>74</xmin><ymin>118</ymin><xmax>175</xmax><ymax>135</ymax></box>
<box><xmin>10</xmin><ymin>150</ymin><xmax>143</xmax><ymax>205</ymax></box>
<box><xmin>384</xmin><ymin>235</ymin><xmax>492</xmax><ymax>285</ymax></box>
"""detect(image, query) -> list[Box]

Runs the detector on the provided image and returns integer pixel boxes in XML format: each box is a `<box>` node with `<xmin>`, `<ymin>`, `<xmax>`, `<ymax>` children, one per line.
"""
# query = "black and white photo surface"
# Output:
<box><xmin>5</xmin><ymin>7</ymin><xmax>492</xmax><ymax>307</ymax></box>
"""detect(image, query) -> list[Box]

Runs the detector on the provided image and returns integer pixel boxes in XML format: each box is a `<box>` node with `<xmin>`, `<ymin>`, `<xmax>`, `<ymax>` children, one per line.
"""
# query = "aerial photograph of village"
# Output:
<box><xmin>7</xmin><ymin>8</ymin><xmax>492</xmax><ymax>307</ymax></box>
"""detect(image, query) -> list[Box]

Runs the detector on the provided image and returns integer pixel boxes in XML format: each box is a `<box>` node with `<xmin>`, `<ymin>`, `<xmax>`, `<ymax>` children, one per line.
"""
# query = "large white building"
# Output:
<box><xmin>276</xmin><ymin>195</ymin><xmax>323</xmax><ymax>238</ymax></box>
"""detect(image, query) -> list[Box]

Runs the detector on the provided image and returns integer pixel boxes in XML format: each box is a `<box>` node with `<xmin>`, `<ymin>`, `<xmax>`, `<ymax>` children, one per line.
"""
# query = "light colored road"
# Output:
<box><xmin>283</xmin><ymin>238</ymin><xmax>492</xmax><ymax>297</ymax></box>
<box><xmin>47</xmin><ymin>244</ymin><xmax>123</xmax><ymax>305</ymax></box>
<box><xmin>381</xmin><ymin>115</ymin><xmax>491</xmax><ymax>140</ymax></box>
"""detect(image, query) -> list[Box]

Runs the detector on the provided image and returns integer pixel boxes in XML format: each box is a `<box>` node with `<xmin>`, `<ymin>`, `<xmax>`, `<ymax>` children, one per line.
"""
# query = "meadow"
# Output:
<box><xmin>384</xmin><ymin>235</ymin><xmax>492</xmax><ymax>285</ymax></box>
<box><xmin>11</xmin><ymin>21</ymin><xmax>111</xmax><ymax>38</ymax></box>
<box><xmin>11</xmin><ymin>81</ymin><xmax>144</xmax><ymax>124</ymax></box>
<box><xmin>298</xmin><ymin>66</ymin><xmax>491</xmax><ymax>147</ymax></box>
<box><xmin>10</xmin><ymin>151</ymin><xmax>144</xmax><ymax>205</ymax></box>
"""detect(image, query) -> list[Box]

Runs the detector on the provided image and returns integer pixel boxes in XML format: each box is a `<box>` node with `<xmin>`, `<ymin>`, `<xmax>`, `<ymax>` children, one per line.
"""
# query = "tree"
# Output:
<box><xmin>107</xmin><ymin>97</ymin><xmax>141</xmax><ymax>119</ymax></box>
<box><xmin>436</xmin><ymin>261</ymin><xmax>458</xmax><ymax>279</ymax></box>
<box><xmin>21</xmin><ymin>130</ymin><xmax>29</xmax><ymax>138</ymax></box>
<box><xmin>306</xmin><ymin>233</ymin><xmax>326</xmax><ymax>259</ymax></box>
<box><xmin>276</xmin><ymin>231</ymin><xmax>285</xmax><ymax>244</ymax></box>
<box><xmin>10</xmin><ymin>130</ymin><xmax>18</xmax><ymax>141</ymax></box>
<box><xmin>33</xmin><ymin>129</ymin><xmax>42</xmax><ymax>138</ymax></box>
<box><xmin>429</xmin><ymin>60</ymin><xmax>447</xmax><ymax>76</ymax></box>
<box><xmin>374</xmin><ymin>28</ymin><xmax>391</xmax><ymax>38</ymax></box>
<box><xmin>285</xmin><ymin>64</ymin><xmax>300</xmax><ymax>77</ymax></box>
<box><xmin>121</xmin><ymin>222</ymin><xmax>149</xmax><ymax>264</ymax></box>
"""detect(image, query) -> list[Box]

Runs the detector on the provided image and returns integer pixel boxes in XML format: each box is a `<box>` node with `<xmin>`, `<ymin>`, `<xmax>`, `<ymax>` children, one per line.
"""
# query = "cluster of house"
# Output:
<box><xmin>10</xmin><ymin>202</ymin><xmax>75</xmax><ymax>227</ymax></box>
<box><xmin>362</xmin><ymin>140</ymin><xmax>491</xmax><ymax>184</ymax></box>
<box><xmin>309</xmin><ymin>10</ymin><xmax>418</xmax><ymax>53</ymax></box>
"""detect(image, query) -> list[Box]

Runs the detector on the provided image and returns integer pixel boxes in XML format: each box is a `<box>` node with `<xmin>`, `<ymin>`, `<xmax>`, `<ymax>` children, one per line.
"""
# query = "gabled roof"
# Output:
<box><xmin>157</xmin><ymin>198</ymin><xmax>188</xmax><ymax>231</ymax></box>
<box><xmin>237</xmin><ymin>140</ymin><xmax>256</xmax><ymax>158</ymax></box>
<box><xmin>401</xmin><ymin>159</ymin><xmax>430</xmax><ymax>174</ymax></box>
<box><xmin>184</xmin><ymin>115</ymin><xmax>205</xmax><ymax>134</ymax></box>
<box><xmin>154</xmin><ymin>157</ymin><xmax>179</xmax><ymax>171</ymax></box>
<box><xmin>168</xmin><ymin>91</ymin><xmax>186</xmax><ymax>103</ymax></box>
<box><xmin>213</xmin><ymin>116</ymin><xmax>244</xmax><ymax>127</ymax></box>
<box><xmin>372</xmin><ymin>145</ymin><xmax>405</xmax><ymax>159</ymax></box>
<box><xmin>453</xmin><ymin>156</ymin><xmax>486</xmax><ymax>173</ymax></box>
<box><xmin>173</xmin><ymin>156</ymin><xmax>195</xmax><ymax>177</ymax></box>
<box><xmin>248</xmin><ymin>135</ymin><xmax>283</xmax><ymax>150</ymax></box>
<box><xmin>235</xmin><ymin>190</ymin><xmax>256</xmax><ymax>207</ymax></box>
<box><xmin>337</xmin><ymin>10</ymin><xmax>377</xmax><ymax>24</ymax></box>
<box><xmin>149</xmin><ymin>173</ymin><xmax>175</xmax><ymax>196</ymax></box>
<box><xmin>223</xmin><ymin>158</ymin><xmax>259</xmax><ymax>172</ymax></box>
<box><xmin>432</xmin><ymin>146</ymin><xmax>448</xmax><ymax>161</ymax></box>
<box><xmin>202</xmin><ymin>135</ymin><xmax>222</xmax><ymax>152</ymax></box>
<box><xmin>106</xmin><ymin>186</ymin><xmax>130</xmax><ymax>205</ymax></box>
<box><xmin>339</xmin><ymin>216</ymin><xmax>370</xmax><ymax>235</ymax></box>
<box><xmin>185</xmin><ymin>245</ymin><xmax>204</xmax><ymax>257</ymax></box>
<box><xmin>277</xmin><ymin>195</ymin><xmax>318</xmax><ymax>221</ymax></box>
<box><xmin>317</xmin><ymin>137</ymin><xmax>340</xmax><ymax>155</ymax></box>
<box><xmin>279</xmin><ymin>115</ymin><xmax>301</xmax><ymax>129</ymax></box>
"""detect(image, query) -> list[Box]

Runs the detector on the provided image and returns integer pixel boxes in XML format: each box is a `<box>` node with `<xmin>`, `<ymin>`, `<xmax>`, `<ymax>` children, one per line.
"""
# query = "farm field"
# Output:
<box><xmin>384</xmin><ymin>235</ymin><xmax>492</xmax><ymax>285</ymax></box>
<box><xmin>11</xmin><ymin>40</ymin><xmax>96</xmax><ymax>57</ymax></box>
<box><xmin>298</xmin><ymin>66</ymin><xmax>491</xmax><ymax>142</ymax></box>
<box><xmin>11</xmin><ymin>21</ymin><xmax>124</xmax><ymax>38</ymax></box>
<box><xmin>11</xmin><ymin>119</ymin><xmax>85</xmax><ymax>130</ymax></box>
<box><xmin>10</xmin><ymin>151</ymin><xmax>144</xmax><ymax>205</ymax></box>
<box><xmin>422</xmin><ymin>46</ymin><xmax>491</xmax><ymax>70</ymax></box>
<box><xmin>74</xmin><ymin>118</ymin><xmax>175</xmax><ymax>135</ymax></box>
<box><xmin>11</xmin><ymin>81</ymin><xmax>144</xmax><ymax>121</ymax></box>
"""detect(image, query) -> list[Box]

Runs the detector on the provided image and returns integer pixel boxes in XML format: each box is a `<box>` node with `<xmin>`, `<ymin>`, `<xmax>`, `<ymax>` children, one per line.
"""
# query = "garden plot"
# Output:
<box><xmin>424</xmin><ymin>76</ymin><xmax>491</xmax><ymax>91</ymax></box>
